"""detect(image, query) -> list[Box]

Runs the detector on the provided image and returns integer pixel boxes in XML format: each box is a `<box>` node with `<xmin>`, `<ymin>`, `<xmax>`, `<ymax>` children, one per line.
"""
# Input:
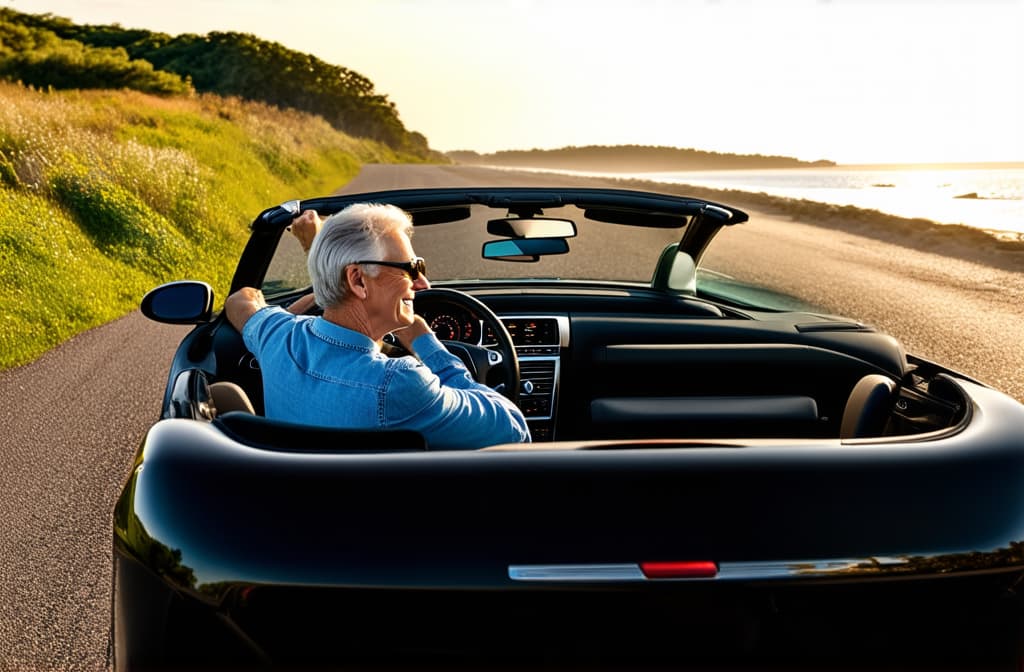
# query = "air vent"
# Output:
<box><xmin>520</xmin><ymin>360</ymin><xmax>556</xmax><ymax>397</ymax></box>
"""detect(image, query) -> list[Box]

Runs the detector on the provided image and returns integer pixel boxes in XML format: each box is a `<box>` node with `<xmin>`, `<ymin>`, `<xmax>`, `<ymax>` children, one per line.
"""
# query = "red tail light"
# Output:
<box><xmin>640</xmin><ymin>561</ymin><xmax>718</xmax><ymax>579</ymax></box>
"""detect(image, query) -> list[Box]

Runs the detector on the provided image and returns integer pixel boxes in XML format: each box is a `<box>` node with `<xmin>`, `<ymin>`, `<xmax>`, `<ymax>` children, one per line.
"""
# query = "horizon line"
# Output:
<box><xmin>439</xmin><ymin>148</ymin><xmax>1023</xmax><ymax>169</ymax></box>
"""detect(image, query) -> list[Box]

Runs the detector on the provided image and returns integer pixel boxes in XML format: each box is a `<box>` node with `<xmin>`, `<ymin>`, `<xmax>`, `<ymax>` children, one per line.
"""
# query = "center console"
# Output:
<box><xmin>500</xmin><ymin>315</ymin><xmax>569</xmax><ymax>442</ymax></box>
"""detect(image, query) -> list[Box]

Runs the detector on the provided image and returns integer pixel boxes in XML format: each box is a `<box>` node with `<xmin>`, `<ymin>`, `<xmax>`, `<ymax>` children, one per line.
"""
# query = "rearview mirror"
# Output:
<box><xmin>482</xmin><ymin>238</ymin><xmax>570</xmax><ymax>262</ymax></box>
<box><xmin>487</xmin><ymin>218</ymin><xmax>577</xmax><ymax>238</ymax></box>
<box><xmin>141</xmin><ymin>281</ymin><xmax>214</xmax><ymax>324</ymax></box>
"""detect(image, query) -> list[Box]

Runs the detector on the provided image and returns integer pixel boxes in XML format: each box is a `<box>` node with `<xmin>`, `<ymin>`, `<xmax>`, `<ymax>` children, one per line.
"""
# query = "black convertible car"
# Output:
<box><xmin>114</xmin><ymin>187</ymin><xmax>1024</xmax><ymax>670</ymax></box>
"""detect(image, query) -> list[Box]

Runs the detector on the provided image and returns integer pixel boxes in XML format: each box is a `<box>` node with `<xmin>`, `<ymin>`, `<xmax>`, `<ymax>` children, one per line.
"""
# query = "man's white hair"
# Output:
<box><xmin>307</xmin><ymin>203</ymin><xmax>413</xmax><ymax>308</ymax></box>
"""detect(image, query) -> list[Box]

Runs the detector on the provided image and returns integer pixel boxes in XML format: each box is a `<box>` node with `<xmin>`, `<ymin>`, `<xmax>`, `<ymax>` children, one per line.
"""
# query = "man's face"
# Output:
<box><xmin>363</xmin><ymin>230</ymin><xmax>430</xmax><ymax>338</ymax></box>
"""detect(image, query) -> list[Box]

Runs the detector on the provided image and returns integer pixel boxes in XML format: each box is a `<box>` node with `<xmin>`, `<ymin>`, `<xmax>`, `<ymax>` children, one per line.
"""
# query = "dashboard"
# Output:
<box><xmin>416</xmin><ymin>304</ymin><xmax>569</xmax><ymax>442</ymax></box>
<box><xmin>418</xmin><ymin>306</ymin><xmax>566</xmax><ymax>352</ymax></box>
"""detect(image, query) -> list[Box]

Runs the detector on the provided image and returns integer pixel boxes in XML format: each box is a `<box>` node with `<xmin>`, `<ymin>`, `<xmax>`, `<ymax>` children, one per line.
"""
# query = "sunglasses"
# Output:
<box><xmin>355</xmin><ymin>256</ymin><xmax>427</xmax><ymax>281</ymax></box>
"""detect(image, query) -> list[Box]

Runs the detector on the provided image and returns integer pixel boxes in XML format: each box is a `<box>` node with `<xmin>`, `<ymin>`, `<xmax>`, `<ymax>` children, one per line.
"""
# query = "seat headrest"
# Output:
<box><xmin>840</xmin><ymin>374</ymin><xmax>897</xmax><ymax>439</ymax></box>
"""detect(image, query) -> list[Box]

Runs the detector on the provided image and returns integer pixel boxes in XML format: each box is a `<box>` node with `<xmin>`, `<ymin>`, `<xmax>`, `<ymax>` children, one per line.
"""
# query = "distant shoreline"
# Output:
<box><xmin>447</xmin><ymin>145</ymin><xmax>835</xmax><ymax>172</ymax></box>
<box><xmin>446</xmin><ymin>144</ymin><xmax>1024</xmax><ymax>173</ymax></box>
<box><xmin>835</xmin><ymin>161</ymin><xmax>1024</xmax><ymax>171</ymax></box>
<box><xmin>466</xmin><ymin>165</ymin><xmax>1024</xmax><ymax>275</ymax></box>
<box><xmin>626</xmin><ymin>176</ymin><xmax>1024</xmax><ymax>275</ymax></box>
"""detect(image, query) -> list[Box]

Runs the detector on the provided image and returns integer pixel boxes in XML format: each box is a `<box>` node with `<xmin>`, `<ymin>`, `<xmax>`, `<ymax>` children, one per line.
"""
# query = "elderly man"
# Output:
<box><xmin>225</xmin><ymin>203</ymin><xmax>530</xmax><ymax>450</ymax></box>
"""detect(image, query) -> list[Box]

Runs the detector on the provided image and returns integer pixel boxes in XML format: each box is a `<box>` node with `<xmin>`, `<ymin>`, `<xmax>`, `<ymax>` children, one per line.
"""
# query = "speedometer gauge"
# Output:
<box><xmin>430</xmin><ymin>314</ymin><xmax>462</xmax><ymax>341</ymax></box>
<box><xmin>427</xmin><ymin>311</ymin><xmax>478</xmax><ymax>343</ymax></box>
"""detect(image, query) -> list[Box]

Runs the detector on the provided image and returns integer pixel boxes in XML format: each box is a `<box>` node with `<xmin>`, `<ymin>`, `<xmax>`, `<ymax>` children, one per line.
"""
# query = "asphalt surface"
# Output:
<box><xmin>0</xmin><ymin>313</ymin><xmax>189</xmax><ymax>671</ymax></box>
<box><xmin>1</xmin><ymin>164</ymin><xmax>1022</xmax><ymax>671</ymax></box>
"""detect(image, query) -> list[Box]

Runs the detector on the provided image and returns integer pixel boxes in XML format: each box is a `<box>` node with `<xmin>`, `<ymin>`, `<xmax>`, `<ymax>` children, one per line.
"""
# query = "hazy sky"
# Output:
<box><xmin>8</xmin><ymin>0</ymin><xmax>1023</xmax><ymax>164</ymax></box>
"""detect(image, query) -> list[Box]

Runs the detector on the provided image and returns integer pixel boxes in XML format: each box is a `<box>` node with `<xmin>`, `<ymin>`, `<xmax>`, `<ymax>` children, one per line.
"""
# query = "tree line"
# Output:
<box><xmin>449</xmin><ymin>145</ymin><xmax>836</xmax><ymax>171</ymax></box>
<box><xmin>0</xmin><ymin>8</ymin><xmax>432</xmax><ymax>157</ymax></box>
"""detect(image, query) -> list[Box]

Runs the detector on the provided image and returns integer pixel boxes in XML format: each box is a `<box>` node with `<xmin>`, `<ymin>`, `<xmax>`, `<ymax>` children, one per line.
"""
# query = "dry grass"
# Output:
<box><xmin>0</xmin><ymin>81</ymin><xmax>412</xmax><ymax>369</ymax></box>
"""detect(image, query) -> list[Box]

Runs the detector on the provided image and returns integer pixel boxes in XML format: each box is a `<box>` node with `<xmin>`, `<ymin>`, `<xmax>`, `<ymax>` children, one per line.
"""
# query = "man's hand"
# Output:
<box><xmin>290</xmin><ymin>209</ymin><xmax>322</xmax><ymax>253</ymax></box>
<box><xmin>394</xmin><ymin>315</ymin><xmax>433</xmax><ymax>352</ymax></box>
<box><xmin>225</xmin><ymin>287</ymin><xmax>267</xmax><ymax>332</ymax></box>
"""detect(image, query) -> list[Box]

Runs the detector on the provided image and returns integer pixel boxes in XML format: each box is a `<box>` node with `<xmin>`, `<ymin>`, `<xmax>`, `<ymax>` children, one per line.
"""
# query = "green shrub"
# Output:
<box><xmin>0</xmin><ymin>17</ymin><xmax>191</xmax><ymax>95</ymax></box>
<box><xmin>0</xmin><ymin>81</ymin><xmax>418</xmax><ymax>370</ymax></box>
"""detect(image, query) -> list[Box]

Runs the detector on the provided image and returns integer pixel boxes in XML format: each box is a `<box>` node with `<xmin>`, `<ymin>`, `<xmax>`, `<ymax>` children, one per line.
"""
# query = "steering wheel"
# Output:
<box><xmin>413</xmin><ymin>288</ymin><xmax>519</xmax><ymax>405</ymax></box>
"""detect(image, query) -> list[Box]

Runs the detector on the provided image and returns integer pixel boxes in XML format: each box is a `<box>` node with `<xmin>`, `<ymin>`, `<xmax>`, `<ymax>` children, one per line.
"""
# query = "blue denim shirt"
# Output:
<box><xmin>242</xmin><ymin>306</ymin><xmax>530</xmax><ymax>450</ymax></box>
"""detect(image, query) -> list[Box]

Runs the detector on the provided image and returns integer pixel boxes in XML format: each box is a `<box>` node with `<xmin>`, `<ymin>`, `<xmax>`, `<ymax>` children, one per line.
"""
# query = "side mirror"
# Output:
<box><xmin>482</xmin><ymin>238</ymin><xmax>570</xmax><ymax>262</ymax></box>
<box><xmin>141</xmin><ymin>281</ymin><xmax>215</xmax><ymax>324</ymax></box>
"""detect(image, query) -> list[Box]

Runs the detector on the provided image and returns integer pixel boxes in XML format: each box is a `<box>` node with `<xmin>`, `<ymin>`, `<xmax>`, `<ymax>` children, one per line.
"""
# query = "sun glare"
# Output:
<box><xmin>9</xmin><ymin>0</ymin><xmax>1024</xmax><ymax>164</ymax></box>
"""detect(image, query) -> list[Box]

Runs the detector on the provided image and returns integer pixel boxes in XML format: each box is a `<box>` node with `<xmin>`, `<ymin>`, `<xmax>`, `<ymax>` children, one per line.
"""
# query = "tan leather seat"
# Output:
<box><xmin>840</xmin><ymin>374</ymin><xmax>897</xmax><ymax>439</ymax></box>
<box><xmin>209</xmin><ymin>381</ymin><xmax>256</xmax><ymax>416</ymax></box>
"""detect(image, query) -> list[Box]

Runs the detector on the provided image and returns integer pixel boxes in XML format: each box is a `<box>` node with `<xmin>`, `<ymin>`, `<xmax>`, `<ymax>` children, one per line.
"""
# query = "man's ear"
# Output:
<box><xmin>345</xmin><ymin>264</ymin><xmax>368</xmax><ymax>299</ymax></box>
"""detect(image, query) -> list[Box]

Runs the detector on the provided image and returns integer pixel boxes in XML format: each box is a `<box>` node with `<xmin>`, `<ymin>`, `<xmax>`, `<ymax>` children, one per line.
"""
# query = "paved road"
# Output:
<box><xmin>0</xmin><ymin>313</ymin><xmax>189</xmax><ymax>671</ymax></box>
<box><xmin>1</xmin><ymin>164</ymin><xmax>1021</xmax><ymax>671</ymax></box>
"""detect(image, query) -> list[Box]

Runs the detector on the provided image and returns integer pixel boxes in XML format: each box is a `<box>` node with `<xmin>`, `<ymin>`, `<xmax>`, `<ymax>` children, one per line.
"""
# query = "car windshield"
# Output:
<box><xmin>264</xmin><ymin>203</ymin><xmax>682</xmax><ymax>291</ymax></box>
<box><xmin>261</xmin><ymin>201</ymin><xmax>811</xmax><ymax>313</ymax></box>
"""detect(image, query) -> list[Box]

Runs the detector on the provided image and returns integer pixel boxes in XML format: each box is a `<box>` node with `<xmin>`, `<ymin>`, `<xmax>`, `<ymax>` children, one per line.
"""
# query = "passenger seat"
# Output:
<box><xmin>840</xmin><ymin>374</ymin><xmax>897</xmax><ymax>439</ymax></box>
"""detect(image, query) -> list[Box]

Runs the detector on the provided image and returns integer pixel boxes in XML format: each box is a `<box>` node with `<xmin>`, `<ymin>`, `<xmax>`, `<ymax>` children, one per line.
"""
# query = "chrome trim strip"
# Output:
<box><xmin>552</xmin><ymin>314</ymin><xmax>571</xmax><ymax>348</ymax></box>
<box><xmin>494</xmin><ymin>314</ymin><xmax>568</xmax><ymax>431</ymax></box>
<box><xmin>498</xmin><ymin>314</ymin><xmax>571</xmax><ymax>348</ymax></box>
<box><xmin>509</xmin><ymin>564</ymin><xmax>644</xmax><ymax>582</ymax></box>
<box><xmin>510</xmin><ymin>557</ymin><xmax>921</xmax><ymax>583</ymax></box>
<box><xmin>716</xmin><ymin>559</ymin><xmax>876</xmax><ymax>580</ymax></box>
<box><xmin>517</xmin><ymin>355</ymin><xmax>560</xmax><ymax>421</ymax></box>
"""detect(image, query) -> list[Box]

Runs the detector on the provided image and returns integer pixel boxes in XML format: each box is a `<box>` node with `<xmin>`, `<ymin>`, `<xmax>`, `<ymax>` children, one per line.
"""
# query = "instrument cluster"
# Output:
<box><xmin>417</xmin><ymin>305</ymin><xmax>482</xmax><ymax>344</ymax></box>
<box><xmin>415</xmin><ymin>306</ymin><xmax>562</xmax><ymax>349</ymax></box>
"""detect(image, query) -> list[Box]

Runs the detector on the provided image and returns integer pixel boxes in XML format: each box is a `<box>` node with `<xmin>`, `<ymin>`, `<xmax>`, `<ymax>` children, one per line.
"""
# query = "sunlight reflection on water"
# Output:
<box><xmin>526</xmin><ymin>166</ymin><xmax>1024</xmax><ymax>235</ymax></box>
<box><xmin>640</xmin><ymin>167</ymin><xmax>1024</xmax><ymax>235</ymax></box>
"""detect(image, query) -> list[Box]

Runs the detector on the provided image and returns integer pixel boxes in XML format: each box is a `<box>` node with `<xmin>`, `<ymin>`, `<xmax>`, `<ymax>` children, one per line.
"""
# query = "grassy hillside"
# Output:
<box><xmin>0</xmin><ymin>81</ymin><xmax>411</xmax><ymax>370</ymax></box>
<box><xmin>2</xmin><ymin>8</ymin><xmax>439</xmax><ymax>158</ymax></box>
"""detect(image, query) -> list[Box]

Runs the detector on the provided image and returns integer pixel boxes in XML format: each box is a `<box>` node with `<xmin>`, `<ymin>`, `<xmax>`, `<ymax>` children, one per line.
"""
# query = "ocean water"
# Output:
<box><xmin>529</xmin><ymin>166</ymin><xmax>1024</xmax><ymax>236</ymax></box>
